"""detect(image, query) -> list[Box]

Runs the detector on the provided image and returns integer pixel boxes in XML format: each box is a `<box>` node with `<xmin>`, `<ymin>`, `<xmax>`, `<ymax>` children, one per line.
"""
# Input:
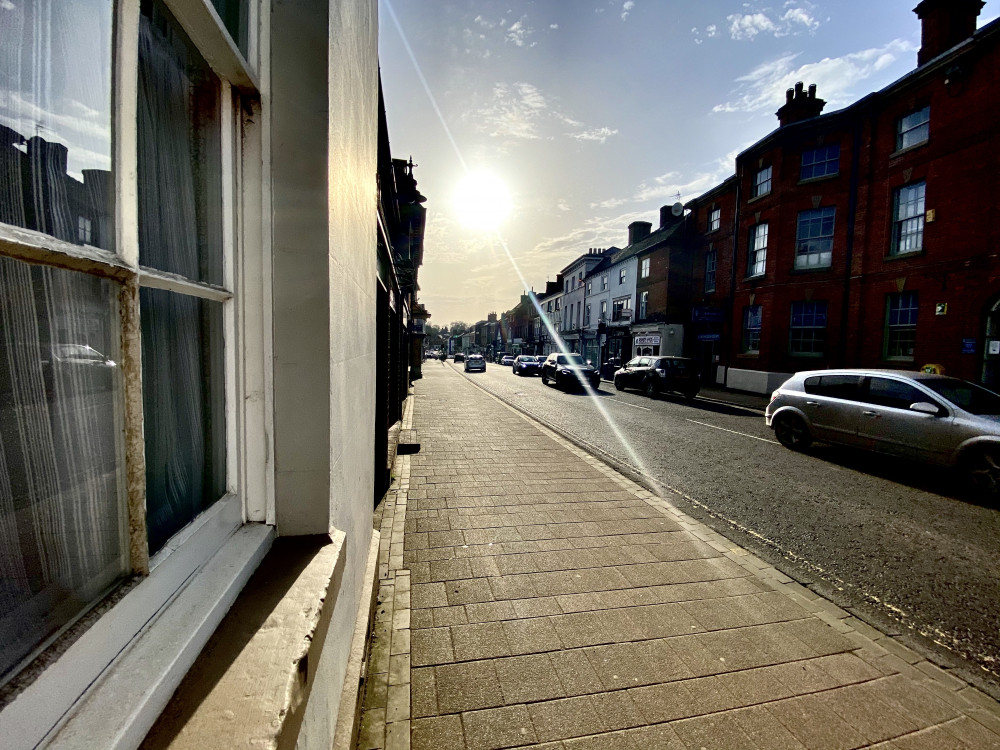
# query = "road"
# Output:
<box><xmin>436</xmin><ymin>357</ymin><xmax>1000</xmax><ymax>696</ymax></box>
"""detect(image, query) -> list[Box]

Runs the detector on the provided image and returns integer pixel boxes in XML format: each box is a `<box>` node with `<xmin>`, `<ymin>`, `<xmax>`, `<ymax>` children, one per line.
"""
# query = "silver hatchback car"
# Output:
<box><xmin>765</xmin><ymin>369</ymin><xmax>1000</xmax><ymax>495</ymax></box>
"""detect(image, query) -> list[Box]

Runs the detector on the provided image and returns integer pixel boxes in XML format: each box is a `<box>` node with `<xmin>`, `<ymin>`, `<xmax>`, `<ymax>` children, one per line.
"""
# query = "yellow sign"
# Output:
<box><xmin>921</xmin><ymin>363</ymin><xmax>945</xmax><ymax>375</ymax></box>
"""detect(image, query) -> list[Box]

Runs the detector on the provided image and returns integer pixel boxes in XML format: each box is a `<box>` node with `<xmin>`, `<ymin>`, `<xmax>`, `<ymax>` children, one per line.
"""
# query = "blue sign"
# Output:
<box><xmin>697</xmin><ymin>333</ymin><xmax>722</xmax><ymax>342</ymax></box>
<box><xmin>692</xmin><ymin>306</ymin><xmax>724</xmax><ymax>323</ymax></box>
<box><xmin>962</xmin><ymin>338</ymin><xmax>977</xmax><ymax>354</ymax></box>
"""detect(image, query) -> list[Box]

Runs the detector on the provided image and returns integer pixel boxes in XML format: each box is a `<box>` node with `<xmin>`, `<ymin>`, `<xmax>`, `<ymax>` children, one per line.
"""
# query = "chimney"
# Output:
<box><xmin>776</xmin><ymin>82</ymin><xmax>826</xmax><ymax>126</ymax></box>
<box><xmin>628</xmin><ymin>221</ymin><xmax>652</xmax><ymax>245</ymax></box>
<box><xmin>914</xmin><ymin>0</ymin><xmax>984</xmax><ymax>65</ymax></box>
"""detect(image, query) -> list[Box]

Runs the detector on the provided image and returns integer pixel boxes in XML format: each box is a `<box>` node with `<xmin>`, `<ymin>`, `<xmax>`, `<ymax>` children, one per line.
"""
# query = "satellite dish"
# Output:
<box><xmin>671</xmin><ymin>202</ymin><xmax>683</xmax><ymax>217</ymax></box>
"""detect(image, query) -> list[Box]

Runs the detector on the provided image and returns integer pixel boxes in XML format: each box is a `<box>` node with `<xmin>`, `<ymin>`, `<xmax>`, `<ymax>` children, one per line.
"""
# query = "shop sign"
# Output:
<box><xmin>692</xmin><ymin>306</ymin><xmax>724</xmax><ymax>323</ymax></box>
<box><xmin>962</xmin><ymin>338</ymin><xmax>976</xmax><ymax>354</ymax></box>
<box><xmin>633</xmin><ymin>335</ymin><xmax>661</xmax><ymax>346</ymax></box>
<box><xmin>697</xmin><ymin>333</ymin><xmax>721</xmax><ymax>342</ymax></box>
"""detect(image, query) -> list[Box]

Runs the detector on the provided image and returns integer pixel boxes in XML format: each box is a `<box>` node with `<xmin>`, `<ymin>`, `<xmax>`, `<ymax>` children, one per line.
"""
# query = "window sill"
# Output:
<box><xmin>797</xmin><ymin>174</ymin><xmax>839</xmax><ymax>186</ymax></box>
<box><xmin>889</xmin><ymin>141</ymin><xmax>928</xmax><ymax>160</ymax></box>
<box><xmin>737</xmin><ymin>352</ymin><xmax>760</xmax><ymax>358</ymax></box>
<box><xmin>1</xmin><ymin>503</ymin><xmax>271</xmax><ymax>750</ymax></box>
<box><xmin>747</xmin><ymin>192</ymin><xmax>771</xmax><ymax>205</ymax></box>
<box><xmin>790</xmin><ymin>265</ymin><xmax>833</xmax><ymax>274</ymax></box>
<box><xmin>743</xmin><ymin>274</ymin><xmax>766</xmax><ymax>282</ymax></box>
<box><xmin>884</xmin><ymin>249</ymin><xmax>924</xmax><ymax>261</ymax></box>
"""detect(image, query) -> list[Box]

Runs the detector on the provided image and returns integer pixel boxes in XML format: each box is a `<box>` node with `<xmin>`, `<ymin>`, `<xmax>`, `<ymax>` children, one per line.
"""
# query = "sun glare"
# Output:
<box><xmin>453</xmin><ymin>171</ymin><xmax>512</xmax><ymax>231</ymax></box>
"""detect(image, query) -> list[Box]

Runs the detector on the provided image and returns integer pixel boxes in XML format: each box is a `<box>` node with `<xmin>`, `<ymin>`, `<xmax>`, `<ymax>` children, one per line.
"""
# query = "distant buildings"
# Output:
<box><xmin>483</xmin><ymin>0</ymin><xmax>1000</xmax><ymax>392</ymax></box>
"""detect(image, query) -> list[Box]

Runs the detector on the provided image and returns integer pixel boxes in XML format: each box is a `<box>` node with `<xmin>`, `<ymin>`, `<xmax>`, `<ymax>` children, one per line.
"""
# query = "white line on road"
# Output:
<box><xmin>608</xmin><ymin>399</ymin><xmax>651</xmax><ymax>411</ymax></box>
<box><xmin>686</xmin><ymin>419</ymin><xmax>781</xmax><ymax>445</ymax></box>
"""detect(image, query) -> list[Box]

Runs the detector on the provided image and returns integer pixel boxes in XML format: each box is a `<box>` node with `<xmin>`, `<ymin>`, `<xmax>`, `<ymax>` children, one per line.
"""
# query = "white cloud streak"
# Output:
<box><xmin>726</xmin><ymin>5</ymin><xmax>820</xmax><ymax>40</ymax></box>
<box><xmin>712</xmin><ymin>39</ymin><xmax>915</xmax><ymax>114</ymax></box>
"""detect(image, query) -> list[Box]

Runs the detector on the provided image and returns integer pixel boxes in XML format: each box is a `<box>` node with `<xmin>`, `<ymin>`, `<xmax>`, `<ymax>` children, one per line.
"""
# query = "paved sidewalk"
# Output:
<box><xmin>359</xmin><ymin>366</ymin><xmax>1000</xmax><ymax>750</ymax></box>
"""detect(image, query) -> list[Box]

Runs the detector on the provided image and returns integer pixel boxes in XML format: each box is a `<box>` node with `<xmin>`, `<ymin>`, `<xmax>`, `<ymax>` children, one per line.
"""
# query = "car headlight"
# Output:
<box><xmin>559</xmin><ymin>369</ymin><xmax>571</xmax><ymax>375</ymax></box>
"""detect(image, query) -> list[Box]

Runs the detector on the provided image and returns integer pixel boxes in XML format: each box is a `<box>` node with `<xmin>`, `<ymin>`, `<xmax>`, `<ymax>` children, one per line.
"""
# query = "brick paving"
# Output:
<box><xmin>358</xmin><ymin>365</ymin><xmax>1000</xmax><ymax>750</ymax></box>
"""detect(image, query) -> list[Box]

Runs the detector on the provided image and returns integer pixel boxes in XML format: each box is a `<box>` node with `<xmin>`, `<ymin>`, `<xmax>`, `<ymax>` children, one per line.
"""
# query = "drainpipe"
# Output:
<box><xmin>841</xmin><ymin>116</ymin><xmax>863</xmax><ymax>367</ymax></box>
<box><xmin>726</xmin><ymin>167</ymin><xmax>744</xmax><ymax>388</ymax></box>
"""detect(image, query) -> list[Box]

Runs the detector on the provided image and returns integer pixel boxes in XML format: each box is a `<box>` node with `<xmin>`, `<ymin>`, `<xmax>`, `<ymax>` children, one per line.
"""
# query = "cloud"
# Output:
<box><xmin>468</xmin><ymin>82</ymin><xmax>617</xmax><ymax>146</ymax></box>
<box><xmin>726</xmin><ymin>5</ymin><xmax>819</xmax><ymax>40</ymax></box>
<box><xmin>550</xmin><ymin>24</ymin><xmax>559</xmax><ymax>30</ymax></box>
<box><xmin>621</xmin><ymin>1</ymin><xmax>635</xmax><ymax>21</ymax></box>
<box><xmin>712</xmin><ymin>39</ymin><xmax>915</xmax><ymax>114</ymax></box>
<box><xmin>569</xmin><ymin>126</ymin><xmax>619</xmax><ymax>144</ymax></box>
<box><xmin>506</xmin><ymin>16</ymin><xmax>534</xmax><ymax>47</ymax></box>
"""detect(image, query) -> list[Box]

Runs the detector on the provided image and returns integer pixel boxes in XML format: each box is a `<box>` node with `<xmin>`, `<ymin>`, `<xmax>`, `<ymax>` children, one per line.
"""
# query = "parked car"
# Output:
<box><xmin>765</xmin><ymin>368</ymin><xmax>1000</xmax><ymax>495</ymax></box>
<box><xmin>464</xmin><ymin>354</ymin><xmax>486</xmax><ymax>373</ymax></box>
<box><xmin>513</xmin><ymin>355</ymin><xmax>541</xmax><ymax>375</ymax></box>
<box><xmin>614</xmin><ymin>356</ymin><xmax>699</xmax><ymax>400</ymax></box>
<box><xmin>500</xmin><ymin>354</ymin><xmax>516</xmax><ymax>366</ymax></box>
<box><xmin>493</xmin><ymin>352</ymin><xmax>509</xmax><ymax>364</ymax></box>
<box><xmin>540</xmin><ymin>352</ymin><xmax>601</xmax><ymax>391</ymax></box>
<box><xmin>453</xmin><ymin>352</ymin><xmax>465</xmax><ymax>362</ymax></box>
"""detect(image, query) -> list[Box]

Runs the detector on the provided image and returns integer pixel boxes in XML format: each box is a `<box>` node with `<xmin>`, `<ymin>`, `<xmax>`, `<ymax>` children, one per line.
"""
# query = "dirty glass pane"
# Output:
<box><xmin>0</xmin><ymin>0</ymin><xmax>114</xmax><ymax>250</ymax></box>
<box><xmin>209</xmin><ymin>0</ymin><xmax>250</xmax><ymax>56</ymax></box>
<box><xmin>138</xmin><ymin>0</ymin><xmax>223</xmax><ymax>285</ymax></box>
<box><xmin>140</xmin><ymin>288</ymin><xmax>226</xmax><ymax>555</ymax></box>
<box><xmin>0</xmin><ymin>256</ymin><xmax>125</xmax><ymax>680</ymax></box>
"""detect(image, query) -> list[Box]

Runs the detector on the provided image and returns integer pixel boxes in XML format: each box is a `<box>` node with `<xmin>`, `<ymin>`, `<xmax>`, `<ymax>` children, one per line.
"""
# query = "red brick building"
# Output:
<box><xmin>688</xmin><ymin>0</ymin><xmax>1000</xmax><ymax>393</ymax></box>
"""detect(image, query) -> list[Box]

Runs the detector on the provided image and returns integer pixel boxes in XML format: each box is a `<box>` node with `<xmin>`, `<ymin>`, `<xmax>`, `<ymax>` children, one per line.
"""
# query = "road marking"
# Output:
<box><xmin>609</xmin><ymin>399</ymin><xmax>651</xmax><ymax>411</ymax></box>
<box><xmin>686</xmin><ymin>419</ymin><xmax>780</xmax><ymax>445</ymax></box>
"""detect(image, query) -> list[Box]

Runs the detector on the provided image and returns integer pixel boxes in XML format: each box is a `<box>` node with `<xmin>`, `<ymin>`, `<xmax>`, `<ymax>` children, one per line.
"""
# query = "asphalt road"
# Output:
<box><xmin>437</xmin><ymin>357</ymin><xmax>1000</xmax><ymax>696</ymax></box>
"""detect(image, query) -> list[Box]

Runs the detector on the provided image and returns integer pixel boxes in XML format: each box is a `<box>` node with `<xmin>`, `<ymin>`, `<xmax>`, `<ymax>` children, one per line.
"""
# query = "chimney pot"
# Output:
<box><xmin>786</xmin><ymin>88</ymin><xmax>794</xmax><ymax>103</ymax></box>
<box><xmin>808</xmin><ymin>83</ymin><xmax>817</xmax><ymax>98</ymax></box>
<box><xmin>795</xmin><ymin>81</ymin><xmax>804</xmax><ymax>96</ymax></box>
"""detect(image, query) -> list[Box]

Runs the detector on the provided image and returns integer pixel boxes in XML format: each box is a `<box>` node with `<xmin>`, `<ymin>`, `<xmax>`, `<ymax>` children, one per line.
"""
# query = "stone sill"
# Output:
<box><xmin>140</xmin><ymin>532</ymin><xmax>349</xmax><ymax>750</ymax></box>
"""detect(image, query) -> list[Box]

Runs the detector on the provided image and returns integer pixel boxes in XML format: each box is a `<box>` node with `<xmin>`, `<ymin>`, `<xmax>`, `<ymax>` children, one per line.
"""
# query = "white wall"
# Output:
<box><xmin>271</xmin><ymin>0</ymin><xmax>379</xmax><ymax>745</ymax></box>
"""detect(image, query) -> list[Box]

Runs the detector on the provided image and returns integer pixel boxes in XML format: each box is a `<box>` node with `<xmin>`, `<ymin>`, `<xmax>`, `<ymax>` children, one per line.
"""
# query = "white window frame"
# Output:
<box><xmin>0</xmin><ymin>1</ymin><xmax>273</xmax><ymax>745</ymax></box>
<box><xmin>619</xmin><ymin>267</ymin><xmax>626</xmax><ymax>285</ymax></box>
<box><xmin>748</xmin><ymin>223</ymin><xmax>768</xmax><ymax>277</ymax></box>
<box><xmin>640</xmin><ymin>257</ymin><xmax>650</xmax><ymax>278</ymax></box>
<box><xmin>639</xmin><ymin>291</ymin><xmax>648</xmax><ymax>319</ymax></box>
<box><xmin>892</xmin><ymin>182</ymin><xmax>926</xmax><ymax>256</ymax></box>
<box><xmin>800</xmin><ymin>144</ymin><xmax>839</xmax><ymax>180</ymax></box>
<box><xmin>753</xmin><ymin>166</ymin><xmax>772</xmax><ymax>197</ymax></box>
<box><xmin>705</xmin><ymin>249</ymin><xmax>717</xmax><ymax>293</ymax></box>
<box><xmin>708</xmin><ymin>208</ymin><xmax>721</xmax><ymax>232</ymax></box>
<box><xmin>897</xmin><ymin>106</ymin><xmax>929</xmax><ymax>151</ymax></box>
<box><xmin>601</xmin><ymin>275</ymin><xmax>608</xmax><ymax>291</ymax></box>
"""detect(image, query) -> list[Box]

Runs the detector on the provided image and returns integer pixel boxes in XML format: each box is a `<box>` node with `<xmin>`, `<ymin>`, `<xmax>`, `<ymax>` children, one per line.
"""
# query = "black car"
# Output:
<box><xmin>512</xmin><ymin>355</ymin><xmax>541</xmax><ymax>375</ymax></box>
<box><xmin>614</xmin><ymin>355</ymin><xmax>699</xmax><ymax>400</ymax></box>
<box><xmin>540</xmin><ymin>353</ymin><xmax>601</xmax><ymax>390</ymax></box>
<box><xmin>453</xmin><ymin>352</ymin><xmax>465</xmax><ymax>362</ymax></box>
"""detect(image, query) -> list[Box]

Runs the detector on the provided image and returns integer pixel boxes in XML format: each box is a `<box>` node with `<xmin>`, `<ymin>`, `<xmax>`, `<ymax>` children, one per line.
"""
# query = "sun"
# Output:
<box><xmin>453</xmin><ymin>171</ymin><xmax>513</xmax><ymax>231</ymax></box>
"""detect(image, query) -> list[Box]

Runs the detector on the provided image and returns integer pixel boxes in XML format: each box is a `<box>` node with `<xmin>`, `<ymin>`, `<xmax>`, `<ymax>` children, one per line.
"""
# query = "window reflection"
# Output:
<box><xmin>0</xmin><ymin>0</ymin><xmax>113</xmax><ymax>250</ymax></box>
<box><xmin>0</xmin><ymin>256</ymin><xmax>124</xmax><ymax>680</ymax></box>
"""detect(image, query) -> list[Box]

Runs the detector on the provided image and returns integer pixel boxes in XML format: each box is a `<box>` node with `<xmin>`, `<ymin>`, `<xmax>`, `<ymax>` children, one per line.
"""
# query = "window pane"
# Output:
<box><xmin>138</xmin><ymin>0</ymin><xmax>223</xmax><ymax>285</ymax></box>
<box><xmin>795</xmin><ymin>208</ymin><xmax>835</xmax><ymax>269</ymax></box>
<box><xmin>0</xmin><ymin>256</ymin><xmax>125</xmax><ymax>678</ymax></box>
<box><xmin>800</xmin><ymin>144</ymin><xmax>839</xmax><ymax>180</ymax></box>
<box><xmin>208</xmin><ymin>0</ymin><xmax>250</xmax><ymax>56</ymax></box>
<box><xmin>0</xmin><ymin>0</ymin><xmax>114</xmax><ymax>250</ymax></box>
<box><xmin>893</xmin><ymin>182</ymin><xmax>925</xmax><ymax>255</ymax></box>
<box><xmin>897</xmin><ymin>107</ymin><xmax>929</xmax><ymax>150</ymax></box>
<box><xmin>141</xmin><ymin>288</ymin><xmax>226</xmax><ymax>555</ymax></box>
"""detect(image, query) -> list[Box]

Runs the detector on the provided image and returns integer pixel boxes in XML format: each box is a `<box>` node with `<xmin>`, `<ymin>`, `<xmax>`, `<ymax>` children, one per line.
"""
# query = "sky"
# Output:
<box><xmin>378</xmin><ymin>0</ymin><xmax>999</xmax><ymax>327</ymax></box>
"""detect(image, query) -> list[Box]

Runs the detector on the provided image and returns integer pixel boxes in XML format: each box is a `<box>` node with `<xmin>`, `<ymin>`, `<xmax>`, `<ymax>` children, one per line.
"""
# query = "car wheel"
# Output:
<box><xmin>684</xmin><ymin>389</ymin><xmax>699</xmax><ymax>401</ymax></box>
<box><xmin>541</xmin><ymin>373</ymin><xmax>548</xmax><ymax>384</ymax></box>
<box><xmin>964</xmin><ymin>446</ymin><xmax>1000</xmax><ymax>498</ymax></box>
<box><xmin>773</xmin><ymin>413</ymin><xmax>811</xmax><ymax>450</ymax></box>
<box><xmin>644</xmin><ymin>378</ymin><xmax>657</xmax><ymax>398</ymax></box>
<box><xmin>614</xmin><ymin>377</ymin><xmax>625</xmax><ymax>391</ymax></box>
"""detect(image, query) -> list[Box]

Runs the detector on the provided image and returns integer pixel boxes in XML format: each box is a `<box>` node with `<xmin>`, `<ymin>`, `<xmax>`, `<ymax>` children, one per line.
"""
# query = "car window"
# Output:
<box><xmin>555</xmin><ymin>355</ymin><xmax>567</xmax><ymax>364</ymax></box>
<box><xmin>638</xmin><ymin>357</ymin><xmax>652</xmax><ymax>367</ymax></box>
<box><xmin>863</xmin><ymin>377</ymin><xmax>932</xmax><ymax>410</ymax></box>
<box><xmin>803</xmin><ymin>374</ymin><xmax>863</xmax><ymax>401</ymax></box>
<box><xmin>921</xmin><ymin>377</ymin><xmax>1000</xmax><ymax>415</ymax></box>
<box><xmin>565</xmin><ymin>354</ymin><xmax>586</xmax><ymax>365</ymax></box>
<box><xmin>626</xmin><ymin>358</ymin><xmax>641</xmax><ymax>368</ymax></box>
